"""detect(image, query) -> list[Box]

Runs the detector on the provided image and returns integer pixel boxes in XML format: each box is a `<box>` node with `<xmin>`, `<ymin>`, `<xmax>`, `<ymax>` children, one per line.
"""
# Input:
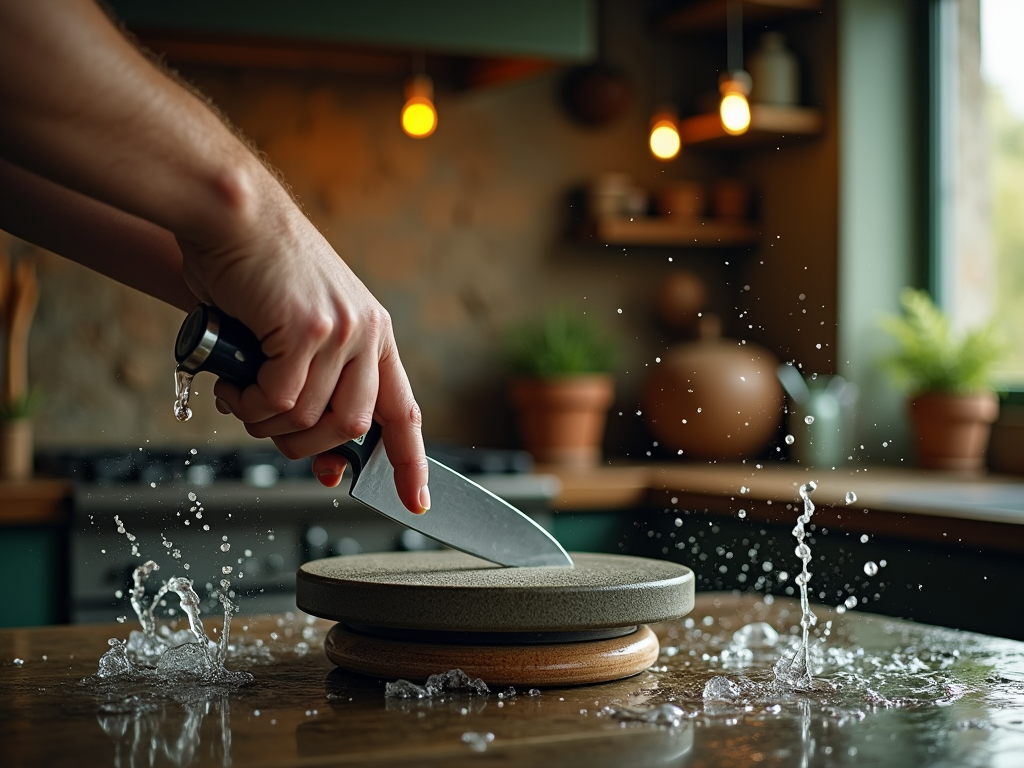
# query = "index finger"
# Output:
<box><xmin>374</xmin><ymin>343</ymin><xmax>428</xmax><ymax>515</ymax></box>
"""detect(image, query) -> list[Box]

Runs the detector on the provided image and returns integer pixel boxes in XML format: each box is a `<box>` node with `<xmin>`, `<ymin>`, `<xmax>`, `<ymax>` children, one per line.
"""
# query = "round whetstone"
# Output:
<box><xmin>296</xmin><ymin>551</ymin><xmax>694</xmax><ymax>633</ymax></box>
<box><xmin>324</xmin><ymin>623</ymin><xmax>660</xmax><ymax>687</ymax></box>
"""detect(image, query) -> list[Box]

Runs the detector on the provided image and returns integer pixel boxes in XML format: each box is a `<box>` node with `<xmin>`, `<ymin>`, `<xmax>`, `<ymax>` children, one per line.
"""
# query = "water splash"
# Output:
<box><xmin>174</xmin><ymin>368</ymin><xmax>194</xmax><ymax>422</ymax></box>
<box><xmin>97</xmin><ymin>561</ymin><xmax>248</xmax><ymax>684</ymax></box>
<box><xmin>385</xmin><ymin>669</ymin><xmax>490</xmax><ymax>699</ymax></box>
<box><xmin>461</xmin><ymin>732</ymin><xmax>495</xmax><ymax>752</ymax></box>
<box><xmin>772</xmin><ymin>482</ymin><xmax>820</xmax><ymax>690</ymax></box>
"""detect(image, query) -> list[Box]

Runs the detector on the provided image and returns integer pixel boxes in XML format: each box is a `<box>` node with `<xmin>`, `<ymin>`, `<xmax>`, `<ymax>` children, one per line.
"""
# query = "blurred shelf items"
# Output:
<box><xmin>679</xmin><ymin>105</ymin><xmax>824</xmax><ymax>149</ymax></box>
<box><xmin>577</xmin><ymin>174</ymin><xmax>759</xmax><ymax>248</ymax></box>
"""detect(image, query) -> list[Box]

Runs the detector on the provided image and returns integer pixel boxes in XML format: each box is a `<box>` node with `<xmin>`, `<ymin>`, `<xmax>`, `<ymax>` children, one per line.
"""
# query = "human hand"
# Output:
<box><xmin>181</xmin><ymin>179</ymin><xmax>429</xmax><ymax>514</ymax></box>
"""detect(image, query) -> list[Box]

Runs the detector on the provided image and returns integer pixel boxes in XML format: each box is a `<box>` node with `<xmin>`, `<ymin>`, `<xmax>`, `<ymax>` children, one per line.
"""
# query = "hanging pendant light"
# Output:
<box><xmin>719</xmin><ymin>70</ymin><xmax>752</xmax><ymax>135</ymax></box>
<box><xmin>647</xmin><ymin>41</ymin><xmax>680</xmax><ymax>161</ymax></box>
<box><xmin>401</xmin><ymin>73</ymin><xmax>437</xmax><ymax>139</ymax></box>
<box><xmin>719</xmin><ymin>0</ymin><xmax>751</xmax><ymax>136</ymax></box>
<box><xmin>649</xmin><ymin>107</ymin><xmax>681</xmax><ymax>161</ymax></box>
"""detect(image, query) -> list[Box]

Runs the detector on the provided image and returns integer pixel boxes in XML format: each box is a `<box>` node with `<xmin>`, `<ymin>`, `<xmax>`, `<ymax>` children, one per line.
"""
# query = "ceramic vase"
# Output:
<box><xmin>642</xmin><ymin>316</ymin><xmax>783</xmax><ymax>460</ymax></box>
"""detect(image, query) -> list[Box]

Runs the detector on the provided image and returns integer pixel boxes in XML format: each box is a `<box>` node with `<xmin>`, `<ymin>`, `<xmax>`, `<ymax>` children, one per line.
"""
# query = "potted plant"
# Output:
<box><xmin>506</xmin><ymin>310</ymin><xmax>617</xmax><ymax>468</ymax></box>
<box><xmin>1</xmin><ymin>251</ymin><xmax>41</xmax><ymax>481</ymax></box>
<box><xmin>880</xmin><ymin>288</ymin><xmax>1005</xmax><ymax>471</ymax></box>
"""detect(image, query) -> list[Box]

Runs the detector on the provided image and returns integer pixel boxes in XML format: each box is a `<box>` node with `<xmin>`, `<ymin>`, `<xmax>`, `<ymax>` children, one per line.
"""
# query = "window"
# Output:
<box><xmin>933</xmin><ymin>0</ymin><xmax>1024</xmax><ymax>387</ymax></box>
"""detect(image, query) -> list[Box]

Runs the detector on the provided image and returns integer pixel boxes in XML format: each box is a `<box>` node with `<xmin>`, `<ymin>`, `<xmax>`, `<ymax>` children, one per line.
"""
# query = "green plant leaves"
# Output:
<box><xmin>879</xmin><ymin>289</ymin><xmax>1006</xmax><ymax>394</ymax></box>
<box><xmin>505</xmin><ymin>310</ymin><xmax>618</xmax><ymax>377</ymax></box>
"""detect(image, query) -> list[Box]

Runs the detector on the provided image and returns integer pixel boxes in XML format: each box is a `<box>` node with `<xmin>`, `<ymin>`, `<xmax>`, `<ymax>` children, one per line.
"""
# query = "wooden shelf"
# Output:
<box><xmin>578</xmin><ymin>215</ymin><xmax>759</xmax><ymax>248</ymax></box>
<box><xmin>660</xmin><ymin>0</ymin><xmax>822</xmax><ymax>34</ymax></box>
<box><xmin>679</xmin><ymin>105</ymin><xmax>823</xmax><ymax>149</ymax></box>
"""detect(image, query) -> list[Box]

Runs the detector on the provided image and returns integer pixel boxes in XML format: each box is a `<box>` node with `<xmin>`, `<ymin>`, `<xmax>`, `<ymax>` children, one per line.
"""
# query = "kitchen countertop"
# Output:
<box><xmin>545</xmin><ymin>463</ymin><xmax>1024</xmax><ymax>552</ymax></box>
<box><xmin>3</xmin><ymin>593</ymin><xmax>1024</xmax><ymax>767</ymax></box>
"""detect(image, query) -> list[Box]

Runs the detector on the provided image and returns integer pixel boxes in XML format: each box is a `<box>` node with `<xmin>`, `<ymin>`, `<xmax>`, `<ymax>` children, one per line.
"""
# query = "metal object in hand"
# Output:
<box><xmin>174</xmin><ymin>304</ymin><xmax>573</xmax><ymax>568</ymax></box>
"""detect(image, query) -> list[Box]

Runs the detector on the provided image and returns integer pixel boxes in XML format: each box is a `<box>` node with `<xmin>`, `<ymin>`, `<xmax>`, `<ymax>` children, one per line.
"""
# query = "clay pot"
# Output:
<box><xmin>0</xmin><ymin>418</ymin><xmax>33</xmax><ymax>481</ymax></box>
<box><xmin>510</xmin><ymin>375</ymin><xmax>615</xmax><ymax>468</ymax></box>
<box><xmin>655</xmin><ymin>271</ymin><xmax>707</xmax><ymax>333</ymax></box>
<box><xmin>711</xmin><ymin>178</ymin><xmax>752</xmax><ymax>220</ymax></box>
<box><xmin>642</xmin><ymin>317</ymin><xmax>783</xmax><ymax>460</ymax></box>
<box><xmin>909</xmin><ymin>390</ymin><xmax>999</xmax><ymax>471</ymax></box>
<box><xmin>656</xmin><ymin>181</ymin><xmax>705</xmax><ymax>220</ymax></box>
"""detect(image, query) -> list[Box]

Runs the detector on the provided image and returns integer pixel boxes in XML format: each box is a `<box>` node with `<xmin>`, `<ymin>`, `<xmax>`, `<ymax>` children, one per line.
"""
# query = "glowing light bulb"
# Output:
<box><xmin>719</xmin><ymin>70</ymin><xmax>752</xmax><ymax>136</ymax></box>
<box><xmin>649</xmin><ymin>110</ymin><xmax>680</xmax><ymax>161</ymax></box>
<box><xmin>401</xmin><ymin>74</ymin><xmax>437</xmax><ymax>138</ymax></box>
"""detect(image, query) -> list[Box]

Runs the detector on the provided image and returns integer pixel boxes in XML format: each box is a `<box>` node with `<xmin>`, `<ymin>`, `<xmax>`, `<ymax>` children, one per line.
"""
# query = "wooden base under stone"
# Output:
<box><xmin>325</xmin><ymin>623</ymin><xmax>660</xmax><ymax>687</ymax></box>
<box><xmin>299</xmin><ymin>551</ymin><xmax>694</xmax><ymax>687</ymax></box>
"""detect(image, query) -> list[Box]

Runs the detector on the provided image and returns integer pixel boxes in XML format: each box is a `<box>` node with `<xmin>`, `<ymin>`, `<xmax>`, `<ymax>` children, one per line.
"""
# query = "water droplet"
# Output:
<box><xmin>174</xmin><ymin>368</ymin><xmax>195</xmax><ymax>422</ymax></box>
<box><xmin>804</xmin><ymin>415</ymin><xmax>815</xmax><ymax>425</ymax></box>
<box><xmin>190</xmin><ymin>448</ymin><xmax>198</xmax><ymax>455</ymax></box>
<box><xmin>222</xmin><ymin>566</ymin><xmax>233</xmax><ymax>575</ymax></box>
<box><xmin>846</xmin><ymin>491</ymin><xmax>857</xmax><ymax>504</ymax></box>
<box><xmin>13</xmin><ymin>658</ymin><xmax>24</xmax><ymax>666</ymax></box>
<box><xmin>221</xmin><ymin>543</ymin><xmax>231</xmax><ymax>552</ymax></box>
<box><xmin>188</xmin><ymin>492</ymin><xmax>197</xmax><ymax>502</ymax></box>
<box><xmin>844</xmin><ymin>596</ymin><xmax>858</xmax><ymax>610</ymax></box>
<box><xmin>461</xmin><ymin>732</ymin><xmax>495</xmax><ymax>752</ymax></box>
<box><xmin>864</xmin><ymin>561</ymin><xmax>879</xmax><ymax>576</ymax></box>
<box><xmin>116</xmin><ymin>616</ymin><xmax>126</xmax><ymax>624</ymax></box>
<box><xmin>860</xmin><ymin>534</ymin><xmax>869</xmax><ymax>544</ymax></box>
<box><xmin>738</xmin><ymin>509</ymin><xmax>746</xmax><ymax>519</ymax></box>
<box><xmin>785</xmin><ymin>434</ymin><xmax>795</xmax><ymax>445</ymax></box>
<box><xmin>333</xmin><ymin>499</ymin><xmax>339</xmax><ymax>508</ymax></box>
<box><xmin>879</xmin><ymin>559</ymin><xmax>887</xmax><ymax>568</ymax></box>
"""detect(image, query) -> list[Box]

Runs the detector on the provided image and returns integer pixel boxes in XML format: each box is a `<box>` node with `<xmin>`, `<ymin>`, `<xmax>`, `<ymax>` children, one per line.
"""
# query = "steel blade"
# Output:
<box><xmin>349</xmin><ymin>442</ymin><xmax>573</xmax><ymax>568</ymax></box>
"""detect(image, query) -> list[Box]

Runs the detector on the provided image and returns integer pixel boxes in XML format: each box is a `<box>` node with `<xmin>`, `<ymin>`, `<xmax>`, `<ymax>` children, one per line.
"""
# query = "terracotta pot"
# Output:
<box><xmin>909</xmin><ymin>390</ymin><xmax>999</xmax><ymax>471</ymax></box>
<box><xmin>656</xmin><ymin>181</ymin><xmax>705</xmax><ymax>220</ymax></box>
<box><xmin>0</xmin><ymin>418</ymin><xmax>33</xmax><ymax>481</ymax></box>
<box><xmin>509</xmin><ymin>375</ymin><xmax>615</xmax><ymax>468</ymax></box>
<box><xmin>642</xmin><ymin>316</ymin><xmax>783</xmax><ymax>460</ymax></box>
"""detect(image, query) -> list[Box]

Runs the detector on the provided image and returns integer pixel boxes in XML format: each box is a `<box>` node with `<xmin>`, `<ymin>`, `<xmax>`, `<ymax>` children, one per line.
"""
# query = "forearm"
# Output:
<box><xmin>0</xmin><ymin>158</ymin><xmax>198</xmax><ymax>312</ymax></box>
<box><xmin>0</xmin><ymin>0</ymin><xmax>280</xmax><ymax>251</ymax></box>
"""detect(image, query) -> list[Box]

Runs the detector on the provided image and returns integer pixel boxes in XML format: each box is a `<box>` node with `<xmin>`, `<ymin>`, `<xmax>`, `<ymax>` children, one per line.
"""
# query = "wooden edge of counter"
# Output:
<box><xmin>0</xmin><ymin>479</ymin><xmax>72</xmax><ymax>526</ymax></box>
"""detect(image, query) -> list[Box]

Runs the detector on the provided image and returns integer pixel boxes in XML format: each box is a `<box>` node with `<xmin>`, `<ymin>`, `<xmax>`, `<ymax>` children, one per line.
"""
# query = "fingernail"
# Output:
<box><xmin>417</xmin><ymin>484</ymin><xmax>431</xmax><ymax>514</ymax></box>
<box><xmin>215</xmin><ymin>397</ymin><xmax>232</xmax><ymax>415</ymax></box>
<box><xmin>317</xmin><ymin>470</ymin><xmax>342</xmax><ymax>488</ymax></box>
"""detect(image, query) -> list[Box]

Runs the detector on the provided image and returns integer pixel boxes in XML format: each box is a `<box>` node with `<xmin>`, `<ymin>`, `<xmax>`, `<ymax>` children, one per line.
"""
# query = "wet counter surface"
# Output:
<box><xmin>3</xmin><ymin>593</ymin><xmax>1024</xmax><ymax>768</ymax></box>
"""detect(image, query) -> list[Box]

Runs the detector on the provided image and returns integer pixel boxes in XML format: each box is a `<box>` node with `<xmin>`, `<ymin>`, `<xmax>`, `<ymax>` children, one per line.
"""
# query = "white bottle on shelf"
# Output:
<box><xmin>749</xmin><ymin>33</ymin><xmax>799</xmax><ymax>107</ymax></box>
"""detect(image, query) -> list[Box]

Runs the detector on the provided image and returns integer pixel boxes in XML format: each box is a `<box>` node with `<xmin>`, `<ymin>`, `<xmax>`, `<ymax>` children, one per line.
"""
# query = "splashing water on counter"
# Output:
<box><xmin>96</xmin><ymin>559</ymin><xmax>252</xmax><ymax>686</ymax></box>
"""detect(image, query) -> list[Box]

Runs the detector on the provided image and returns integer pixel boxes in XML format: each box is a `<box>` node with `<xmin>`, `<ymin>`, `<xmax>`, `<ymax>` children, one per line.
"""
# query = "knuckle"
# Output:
<box><xmin>335</xmin><ymin>305</ymin><xmax>360</xmax><ymax>345</ymax></box>
<box><xmin>405</xmin><ymin>399</ymin><xmax>423</xmax><ymax>428</ymax></box>
<box><xmin>288</xmin><ymin>409</ymin><xmax>320</xmax><ymax>431</ymax></box>
<box><xmin>336</xmin><ymin>412</ymin><xmax>373</xmax><ymax>441</ymax></box>
<box><xmin>303</xmin><ymin>312</ymin><xmax>334</xmax><ymax>344</ymax></box>
<box><xmin>267</xmin><ymin>393</ymin><xmax>298</xmax><ymax>414</ymax></box>
<box><xmin>273</xmin><ymin>439</ymin><xmax>302</xmax><ymax>461</ymax></box>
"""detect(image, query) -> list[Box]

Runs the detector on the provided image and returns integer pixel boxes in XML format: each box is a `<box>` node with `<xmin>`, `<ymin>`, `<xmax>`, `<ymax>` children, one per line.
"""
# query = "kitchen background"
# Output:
<box><xmin>10</xmin><ymin>0</ymin><xmax>1021</xmax><ymax>640</ymax></box>
<box><xmin>2</xmin><ymin>0</ymin><xmax>839</xmax><ymax>459</ymax></box>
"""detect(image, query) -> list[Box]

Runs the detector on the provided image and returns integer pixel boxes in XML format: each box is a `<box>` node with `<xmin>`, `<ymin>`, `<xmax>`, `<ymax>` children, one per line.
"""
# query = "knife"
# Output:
<box><xmin>174</xmin><ymin>304</ymin><xmax>573</xmax><ymax>568</ymax></box>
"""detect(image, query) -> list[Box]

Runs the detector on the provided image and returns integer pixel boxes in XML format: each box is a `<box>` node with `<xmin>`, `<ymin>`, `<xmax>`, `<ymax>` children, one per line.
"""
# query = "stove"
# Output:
<box><xmin>40</xmin><ymin>445</ymin><xmax>560</xmax><ymax>623</ymax></box>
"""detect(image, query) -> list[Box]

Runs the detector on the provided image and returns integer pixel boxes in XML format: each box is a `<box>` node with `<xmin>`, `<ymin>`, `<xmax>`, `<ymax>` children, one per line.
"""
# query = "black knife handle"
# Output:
<box><xmin>174</xmin><ymin>304</ymin><xmax>381</xmax><ymax>477</ymax></box>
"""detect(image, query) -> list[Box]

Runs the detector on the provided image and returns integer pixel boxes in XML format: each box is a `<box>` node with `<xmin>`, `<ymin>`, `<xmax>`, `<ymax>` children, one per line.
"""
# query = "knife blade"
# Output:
<box><xmin>174</xmin><ymin>304</ymin><xmax>573</xmax><ymax>568</ymax></box>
